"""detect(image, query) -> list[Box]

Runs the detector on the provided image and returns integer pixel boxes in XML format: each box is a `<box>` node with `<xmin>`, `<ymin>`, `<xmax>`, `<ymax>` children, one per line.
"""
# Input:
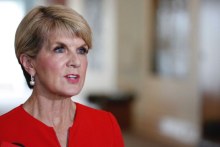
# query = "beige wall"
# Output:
<box><xmin>117</xmin><ymin>0</ymin><xmax>201</xmax><ymax>146</ymax></box>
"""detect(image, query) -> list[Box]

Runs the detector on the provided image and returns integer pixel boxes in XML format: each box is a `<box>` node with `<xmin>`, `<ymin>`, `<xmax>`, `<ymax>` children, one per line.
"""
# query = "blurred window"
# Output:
<box><xmin>152</xmin><ymin>0</ymin><xmax>190</xmax><ymax>78</ymax></box>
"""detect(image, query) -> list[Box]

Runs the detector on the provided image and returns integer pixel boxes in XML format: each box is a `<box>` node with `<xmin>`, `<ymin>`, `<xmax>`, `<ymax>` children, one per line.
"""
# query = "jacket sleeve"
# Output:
<box><xmin>108</xmin><ymin>112</ymin><xmax>125</xmax><ymax>147</ymax></box>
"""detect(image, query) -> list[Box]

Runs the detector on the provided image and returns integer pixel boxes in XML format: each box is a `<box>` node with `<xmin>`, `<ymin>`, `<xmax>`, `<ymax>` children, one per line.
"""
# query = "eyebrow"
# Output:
<box><xmin>52</xmin><ymin>41</ymin><xmax>88</xmax><ymax>49</ymax></box>
<box><xmin>78</xmin><ymin>43</ymin><xmax>89</xmax><ymax>49</ymax></box>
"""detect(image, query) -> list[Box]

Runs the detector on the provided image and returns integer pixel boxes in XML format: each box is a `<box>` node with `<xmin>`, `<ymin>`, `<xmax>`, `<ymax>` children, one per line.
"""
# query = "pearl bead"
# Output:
<box><xmin>30</xmin><ymin>81</ymin><xmax>35</xmax><ymax>86</ymax></box>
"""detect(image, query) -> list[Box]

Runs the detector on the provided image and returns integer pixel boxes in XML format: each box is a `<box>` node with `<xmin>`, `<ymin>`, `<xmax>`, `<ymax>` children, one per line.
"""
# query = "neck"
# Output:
<box><xmin>23</xmin><ymin>92</ymin><xmax>76</xmax><ymax>129</ymax></box>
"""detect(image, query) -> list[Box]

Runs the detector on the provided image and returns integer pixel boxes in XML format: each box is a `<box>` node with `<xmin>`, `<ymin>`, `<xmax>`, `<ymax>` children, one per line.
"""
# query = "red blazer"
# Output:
<box><xmin>0</xmin><ymin>103</ymin><xmax>124</xmax><ymax>147</ymax></box>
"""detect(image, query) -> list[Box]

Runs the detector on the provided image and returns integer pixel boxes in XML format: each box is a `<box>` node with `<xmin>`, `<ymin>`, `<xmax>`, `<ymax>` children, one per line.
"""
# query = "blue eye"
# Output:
<box><xmin>77</xmin><ymin>47</ymin><xmax>88</xmax><ymax>55</ymax></box>
<box><xmin>54</xmin><ymin>46</ymin><xmax>65</xmax><ymax>53</ymax></box>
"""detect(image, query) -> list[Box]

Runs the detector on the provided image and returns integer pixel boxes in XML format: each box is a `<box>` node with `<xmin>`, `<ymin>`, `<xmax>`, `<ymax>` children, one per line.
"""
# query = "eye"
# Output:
<box><xmin>54</xmin><ymin>46</ymin><xmax>65</xmax><ymax>53</ymax></box>
<box><xmin>77</xmin><ymin>47</ymin><xmax>89</xmax><ymax>55</ymax></box>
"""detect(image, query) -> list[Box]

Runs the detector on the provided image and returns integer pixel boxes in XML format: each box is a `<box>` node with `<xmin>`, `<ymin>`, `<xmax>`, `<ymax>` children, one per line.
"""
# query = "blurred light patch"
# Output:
<box><xmin>159</xmin><ymin>116</ymin><xmax>199</xmax><ymax>144</ymax></box>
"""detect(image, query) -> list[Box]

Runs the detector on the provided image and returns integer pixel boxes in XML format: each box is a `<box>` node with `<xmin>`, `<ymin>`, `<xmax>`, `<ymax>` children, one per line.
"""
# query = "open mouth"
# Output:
<box><xmin>67</xmin><ymin>75</ymin><xmax>78</xmax><ymax>79</ymax></box>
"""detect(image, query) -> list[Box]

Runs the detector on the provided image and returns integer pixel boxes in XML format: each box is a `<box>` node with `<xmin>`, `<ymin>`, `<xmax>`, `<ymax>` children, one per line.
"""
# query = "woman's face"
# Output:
<box><xmin>32</xmin><ymin>33</ymin><xmax>89</xmax><ymax>98</ymax></box>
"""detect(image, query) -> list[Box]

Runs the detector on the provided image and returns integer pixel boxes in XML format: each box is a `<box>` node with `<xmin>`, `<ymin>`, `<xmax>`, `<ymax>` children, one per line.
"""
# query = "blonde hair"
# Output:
<box><xmin>15</xmin><ymin>5</ymin><xmax>92</xmax><ymax>88</ymax></box>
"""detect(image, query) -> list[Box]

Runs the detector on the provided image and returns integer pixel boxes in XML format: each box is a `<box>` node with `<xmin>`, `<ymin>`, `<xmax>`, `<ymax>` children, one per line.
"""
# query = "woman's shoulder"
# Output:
<box><xmin>0</xmin><ymin>105</ymin><xmax>22</xmax><ymax>122</ymax></box>
<box><xmin>74</xmin><ymin>102</ymin><xmax>122</xmax><ymax>131</ymax></box>
<box><xmin>0</xmin><ymin>105</ymin><xmax>24</xmax><ymax>134</ymax></box>
<box><xmin>73</xmin><ymin>102</ymin><xmax>124</xmax><ymax>146</ymax></box>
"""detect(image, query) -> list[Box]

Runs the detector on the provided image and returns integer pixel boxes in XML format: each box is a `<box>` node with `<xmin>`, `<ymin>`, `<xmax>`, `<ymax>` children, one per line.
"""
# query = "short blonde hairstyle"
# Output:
<box><xmin>15</xmin><ymin>5</ymin><xmax>92</xmax><ymax>88</ymax></box>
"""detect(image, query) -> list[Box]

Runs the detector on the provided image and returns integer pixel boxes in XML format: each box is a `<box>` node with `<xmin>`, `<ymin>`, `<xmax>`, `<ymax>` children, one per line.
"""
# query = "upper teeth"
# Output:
<box><xmin>68</xmin><ymin>75</ymin><xmax>77</xmax><ymax>78</ymax></box>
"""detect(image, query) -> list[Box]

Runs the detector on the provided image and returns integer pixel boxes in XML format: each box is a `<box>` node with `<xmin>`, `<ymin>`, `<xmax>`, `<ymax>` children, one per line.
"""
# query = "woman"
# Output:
<box><xmin>0</xmin><ymin>5</ymin><xmax>124</xmax><ymax>147</ymax></box>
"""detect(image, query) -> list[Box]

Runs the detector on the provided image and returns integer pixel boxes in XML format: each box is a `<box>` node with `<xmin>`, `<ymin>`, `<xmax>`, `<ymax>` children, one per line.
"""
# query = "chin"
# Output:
<box><xmin>59</xmin><ymin>85</ymin><xmax>83</xmax><ymax>97</ymax></box>
<box><xmin>66</xmin><ymin>90</ymin><xmax>82</xmax><ymax>97</ymax></box>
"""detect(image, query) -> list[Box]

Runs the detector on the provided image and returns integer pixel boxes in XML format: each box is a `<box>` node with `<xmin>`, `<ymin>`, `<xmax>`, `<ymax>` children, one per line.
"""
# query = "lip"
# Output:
<box><xmin>64</xmin><ymin>74</ymin><xmax>80</xmax><ymax>84</ymax></box>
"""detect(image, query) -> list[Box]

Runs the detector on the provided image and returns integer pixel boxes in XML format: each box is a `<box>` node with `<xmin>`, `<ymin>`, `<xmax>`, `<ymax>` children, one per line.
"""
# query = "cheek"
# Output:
<box><xmin>36</xmin><ymin>58</ymin><xmax>62</xmax><ymax>75</ymax></box>
<box><xmin>81</xmin><ymin>59</ymin><xmax>88</xmax><ymax>73</ymax></box>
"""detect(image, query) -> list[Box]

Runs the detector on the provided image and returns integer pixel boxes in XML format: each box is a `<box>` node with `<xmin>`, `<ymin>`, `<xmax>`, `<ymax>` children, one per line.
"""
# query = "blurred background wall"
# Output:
<box><xmin>1</xmin><ymin>0</ymin><xmax>220</xmax><ymax>146</ymax></box>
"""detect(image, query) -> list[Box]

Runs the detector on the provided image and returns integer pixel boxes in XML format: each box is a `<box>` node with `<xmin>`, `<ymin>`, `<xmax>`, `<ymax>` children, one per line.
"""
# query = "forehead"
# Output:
<box><xmin>44</xmin><ymin>28</ymin><xmax>75</xmax><ymax>43</ymax></box>
<box><xmin>44</xmin><ymin>30</ymin><xmax>86</xmax><ymax>47</ymax></box>
<box><xmin>48</xmin><ymin>27</ymin><xmax>76</xmax><ymax>39</ymax></box>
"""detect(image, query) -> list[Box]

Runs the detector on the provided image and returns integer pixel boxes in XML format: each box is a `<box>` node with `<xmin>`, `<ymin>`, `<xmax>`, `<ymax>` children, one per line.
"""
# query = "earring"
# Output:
<box><xmin>30</xmin><ymin>75</ymin><xmax>35</xmax><ymax>86</ymax></box>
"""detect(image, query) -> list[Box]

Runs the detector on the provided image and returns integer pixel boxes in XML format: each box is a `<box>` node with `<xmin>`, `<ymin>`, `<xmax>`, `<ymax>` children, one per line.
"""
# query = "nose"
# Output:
<box><xmin>66</xmin><ymin>52</ymin><xmax>81</xmax><ymax>68</ymax></box>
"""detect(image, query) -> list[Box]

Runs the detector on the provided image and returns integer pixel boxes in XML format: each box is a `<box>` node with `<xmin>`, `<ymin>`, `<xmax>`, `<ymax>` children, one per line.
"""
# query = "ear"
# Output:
<box><xmin>19</xmin><ymin>54</ymin><xmax>36</xmax><ymax>75</ymax></box>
